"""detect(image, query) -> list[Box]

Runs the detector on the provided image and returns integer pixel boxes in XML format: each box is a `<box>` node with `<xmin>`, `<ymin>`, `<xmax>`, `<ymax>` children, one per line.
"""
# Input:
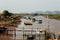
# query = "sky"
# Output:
<box><xmin>0</xmin><ymin>0</ymin><xmax>60</xmax><ymax>13</ymax></box>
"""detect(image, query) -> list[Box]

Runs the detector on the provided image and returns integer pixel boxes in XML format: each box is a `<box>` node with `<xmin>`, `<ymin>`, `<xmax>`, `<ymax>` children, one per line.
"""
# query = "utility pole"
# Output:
<box><xmin>47</xmin><ymin>13</ymin><xmax>51</xmax><ymax>34</ymax></box>
<box><xmin>47</xmin><ymin>15</ymin><xmax>50</xmax><ymax>31</ymax></box>
<box><xmin>23</xmin><ymin>27</ymin><xmax>24</xmax><ymax>40</ymax></box>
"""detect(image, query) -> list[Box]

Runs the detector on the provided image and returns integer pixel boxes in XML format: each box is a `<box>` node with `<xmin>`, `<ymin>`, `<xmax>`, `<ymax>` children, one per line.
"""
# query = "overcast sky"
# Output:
<box><xmin>0</xmin><ymin>0</ymin><xmax>60</xmax><ymax>13</ymax></box>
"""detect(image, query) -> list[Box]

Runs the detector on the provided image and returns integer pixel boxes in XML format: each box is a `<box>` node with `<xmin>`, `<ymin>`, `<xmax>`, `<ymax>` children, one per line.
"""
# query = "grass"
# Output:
<box><xmin>47</xmin><ymin>14</ymin><xmax>60</xmax><ymax>19</ymax></box>
<box><xmin>41</xmin><ymin>14</ymin><xmax>60</xmax><ymax>20</ymax></box>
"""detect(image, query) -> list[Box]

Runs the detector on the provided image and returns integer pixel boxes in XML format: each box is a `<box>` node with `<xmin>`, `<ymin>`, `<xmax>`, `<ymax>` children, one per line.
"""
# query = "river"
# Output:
<box><xmin>15</xmin><ymin>16</ymin><xmax>60</xmax><ymax>39</ymax></box>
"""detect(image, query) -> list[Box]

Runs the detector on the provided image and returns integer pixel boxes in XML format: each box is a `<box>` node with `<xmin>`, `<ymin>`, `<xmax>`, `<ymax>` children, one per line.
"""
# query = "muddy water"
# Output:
<box><xmin>15</xmin><ymin>16</ymin><xmax>60</xmax><ymax>39</ymax></box>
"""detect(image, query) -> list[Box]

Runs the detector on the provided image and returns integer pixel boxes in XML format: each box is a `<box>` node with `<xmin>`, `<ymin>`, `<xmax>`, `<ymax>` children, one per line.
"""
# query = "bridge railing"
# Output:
<box><xmin>6</xmin><ymin>29</ymin><xmax>45</xmax><ymax>40</ymax></box>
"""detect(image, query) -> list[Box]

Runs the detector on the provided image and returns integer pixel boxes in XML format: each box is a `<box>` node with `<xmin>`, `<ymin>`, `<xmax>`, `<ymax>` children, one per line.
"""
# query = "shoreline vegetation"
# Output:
<box><xmin>42</xmin><ymin>14</ymin><xmax>60</xmax><ymax>20</ymax></box>
<box><xmin>0</xmin><ymin>10</ymin><xmax>22</xmax><ymax>30</ymax></box>
<box><xmin>18</xmin><ymin>13</ymin><xmax>60</xmax><ymax>21</ymax></box>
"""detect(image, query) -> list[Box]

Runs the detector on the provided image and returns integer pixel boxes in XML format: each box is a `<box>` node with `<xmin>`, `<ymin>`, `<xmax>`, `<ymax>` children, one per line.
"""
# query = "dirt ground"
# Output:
<box><xmin>0</xmin><ymin>34</ymin><xmax>14</xmax><ymax>40</ymax></box>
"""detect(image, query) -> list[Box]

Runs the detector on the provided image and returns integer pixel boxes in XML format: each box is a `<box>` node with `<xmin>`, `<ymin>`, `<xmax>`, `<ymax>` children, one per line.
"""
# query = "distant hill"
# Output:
<box><xmin>33</xmin><ymin>11</ymin><xmax>60</xmax><ymax>14</ymax></box>
<box><xmin>11</xmin><ymin>11</ymin><xmax>60</xmax><ymax>14</ymax></box>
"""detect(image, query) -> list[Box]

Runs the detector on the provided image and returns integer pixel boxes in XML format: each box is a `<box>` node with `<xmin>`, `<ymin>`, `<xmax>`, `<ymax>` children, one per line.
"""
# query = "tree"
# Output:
<box><xmin>34</xmin><ymin>13</ymin><xmax>38</xmax><ymax>16</ymax></box>
<box><xmin>3</xmin><ymin>10</ymin><xmax>13</xmax><ymax>18</ymax></box>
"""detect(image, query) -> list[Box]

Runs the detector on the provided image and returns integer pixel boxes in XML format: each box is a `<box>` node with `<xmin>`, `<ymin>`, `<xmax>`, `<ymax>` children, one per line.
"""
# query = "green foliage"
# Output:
<box><xmin>48</xmin><ymin>14</ymin><xmax>60</xmax><ymax>19</ymax></box>
<box><xmin>34</xmin><ymin>13</ymin><xmax>38</xmax><ymax>16</ymax></box>
<box><xmin>3</xmin><ymin>10</ymin><xmax>13</xmax><ymax>18</ymax></box>
<box><xmin>0</xmin><ymin>18</ymin><xmax>4</xmax><ymax>21</ymax></box>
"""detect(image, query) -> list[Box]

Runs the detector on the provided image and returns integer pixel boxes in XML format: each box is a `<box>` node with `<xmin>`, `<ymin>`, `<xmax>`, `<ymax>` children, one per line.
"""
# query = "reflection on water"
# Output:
<box><xmin>15</xmin><ymin>16</ymin><xmax>60</xmax><ymax>39</ymax></box>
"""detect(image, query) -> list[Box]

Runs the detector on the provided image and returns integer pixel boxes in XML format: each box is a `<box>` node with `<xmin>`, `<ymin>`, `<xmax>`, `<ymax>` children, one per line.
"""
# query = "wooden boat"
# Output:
<box><xmin>24</xmin><ymin>20</ymin><xmax>33</xmax><ymax>25</ymax></box>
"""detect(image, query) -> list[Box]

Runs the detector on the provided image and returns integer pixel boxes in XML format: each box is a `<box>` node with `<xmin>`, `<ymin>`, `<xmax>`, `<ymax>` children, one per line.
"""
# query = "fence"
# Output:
<box><xmin>6</xmin><ymin>28</ymin><xmax>45</xmax><ymax>40</ymax></box>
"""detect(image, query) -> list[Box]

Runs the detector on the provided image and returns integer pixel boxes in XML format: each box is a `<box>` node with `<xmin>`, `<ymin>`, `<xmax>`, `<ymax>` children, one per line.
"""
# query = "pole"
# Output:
<box><xmin>47</xmin><ymin>14</ymin><xmax>50</xmax><ymax>32</ymax></box>
<box><xmin>23</xmin><ymin>27</ymin><xmax>24</xmax><ymax>40</ymax></box>
<box><xmin>14</xmin><ymin>29</ymin><xmax>16</xmax><ymax>37</ymax></box>
<box><xmin>31</xmin><ymin>28</ymin><xmax>33</xmax><ymax>35</ymax></box>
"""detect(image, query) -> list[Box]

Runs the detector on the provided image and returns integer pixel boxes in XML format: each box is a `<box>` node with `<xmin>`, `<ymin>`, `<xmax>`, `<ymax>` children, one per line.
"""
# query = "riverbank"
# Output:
<box><xmin>44</xmin><ymin>14</ymin><xmax>60</xmax><ymax>21</ymax></box>
<box><xmin>0</xmin><ymin>14</ymin><xmax>22</xmax><ymax>30</ymax></box>
<box><xmin>0</xmin><ymin>14</ymin><xmax>22</xmax><ymax>40</ymax></box>
<box><xmin>0</xmin><ymin>34</ymin><xmax>14</xmax><ymax>40</ymax></box>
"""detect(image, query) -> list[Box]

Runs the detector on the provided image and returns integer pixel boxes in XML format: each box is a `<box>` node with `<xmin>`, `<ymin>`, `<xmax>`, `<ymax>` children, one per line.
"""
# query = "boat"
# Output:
<box><xmin>27</xmin><ymin>35</ymin><xmax>35</xmax><ymax>40</ymax></box>
<box><xmin>0</xmin><ymin>25</ymin><xmax>7</xmax><ymax>33</ymax></box>
<box><xmin>39</xmin><ymin>20</ymin><xmax>42</xmax><ymax>24</ymax></box>
<box><xmin>24</xmin><ymin>20</ymin><xmax>33</xmax><ymax>25</ymax></box>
